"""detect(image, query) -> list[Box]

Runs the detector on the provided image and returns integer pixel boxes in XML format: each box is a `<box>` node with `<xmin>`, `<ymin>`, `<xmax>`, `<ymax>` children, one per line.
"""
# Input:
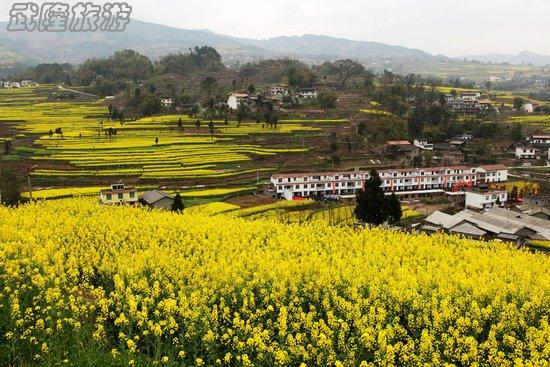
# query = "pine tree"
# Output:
<box><xmin>171</xmin><ymin>193</ymin><xmax>185</xmax><ymax>212</ymax></box>
<box><xmin>387</xmin><ymin>193</ymin><xmax>402</xmax><ymax>224</ymax></box>
<box><xmin>355</xmin><ymin>170</ymin><xmax>387</xmax><ymax>225</ymax></box>
<box><xmin>0</xmin><ymin>166</ymin><xmax>21</xmax><ymax>206</ymax></box>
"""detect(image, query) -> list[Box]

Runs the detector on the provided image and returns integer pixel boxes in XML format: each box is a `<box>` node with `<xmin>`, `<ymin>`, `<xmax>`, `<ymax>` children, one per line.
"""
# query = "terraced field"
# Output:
<box><xmin>0</xmin><ymin>86</ymin><xmax>349</xmax><ymax>193</ymax></box>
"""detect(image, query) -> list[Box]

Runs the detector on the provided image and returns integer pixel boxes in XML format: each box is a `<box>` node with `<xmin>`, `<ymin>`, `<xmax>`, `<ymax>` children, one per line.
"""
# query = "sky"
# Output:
<box><xmin>1</xmin><ymin>0</ymin><xmax>549</xmax><ymax>56</ymax></box>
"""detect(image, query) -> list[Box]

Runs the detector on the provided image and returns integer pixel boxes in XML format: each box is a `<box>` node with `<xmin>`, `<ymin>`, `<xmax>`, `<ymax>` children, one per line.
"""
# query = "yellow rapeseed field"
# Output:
<box><xmin>0</xmin><ymin>199</ymin><xmax>549</xmax><ymax>366</ymax></box>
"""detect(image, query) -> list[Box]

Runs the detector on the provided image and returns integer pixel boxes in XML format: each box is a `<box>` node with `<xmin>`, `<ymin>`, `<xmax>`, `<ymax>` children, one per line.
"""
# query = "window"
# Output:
<box><xmin>130</xmin><ymin>192</ymin><xmax>135</xmax><ymax>198</ymax></box>
<box><xmin>107</xmin><ymin>194</ymin><xmax>112</xmax><ymax>201</ymax></box>
<box><xmin>118</xmin><ymin>193</ymin><xmax>124</xmax><ymax>200</ymax></box>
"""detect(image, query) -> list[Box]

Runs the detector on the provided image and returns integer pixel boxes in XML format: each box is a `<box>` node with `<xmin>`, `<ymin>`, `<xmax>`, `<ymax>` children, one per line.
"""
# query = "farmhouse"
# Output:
<box><xmin>2</xmin><ymin>81</ymin><xmax>21</xmax><ymax>89</ymax></box>
<box><xmin>413</xmin><ymin>139</ymin><xmax>434</xmax><ymax>151</ymax></box>
<box><xmin>227</xmin><ymin>93</ymin><xmax>253</xmax><ymax>110</ymax></box>
<box><xmin>298</xmin><ymin>88</ymin><xmax>318</xmax><ymax>99</ymax></box>
<box><xmin>139</xmin><ymin>190</ymin><xmax>174</xmax><ymax>210</ymax></box>
<box><xmin>531</xmin><ymin>134</ymin><xmax>550</xmax><ymax>144</ymax></box>
<box><xmin>99</xmin><ymin>183</ymin><xmax>138</xmax><ymax>205</ymax></box>
<box><xmin>465</xmin><ymin>190</ymin><xmax>508</xmax><ymax>210</ymax></box>
<box><xmin>515</xmin><ymin>144</ymin><xmax>548</xmax><ymax>160</ymax></box>
<box><xmin>460</xmin><ymin>92</ymin><xmax>481</xmax><ymax>101</ymax></box>
<box><xmin>515</xmin><ymin>135</ymin><xmax>550</xmax><ymax>161</ymax></box>
<box><xmin>160</xmin><ymin>97</ymin><xmax>174</xmax><ymax>108</ymax></box>
<box><xmin>271</xmin><ymin>164</ymin><xmax>508</xmax><ymax>200</ymax></box>
<box><xmin>269</xmin><ymin>84</ymin><xmax>290</xmax><ymax>96</ymax></box>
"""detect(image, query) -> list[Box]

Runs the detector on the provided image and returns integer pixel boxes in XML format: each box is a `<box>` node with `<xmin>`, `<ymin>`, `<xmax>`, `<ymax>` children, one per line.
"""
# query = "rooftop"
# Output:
<box><xmin>140</xmin><ymin>190</ymin><xmax>174</xmax><ymax>204</ymax></box>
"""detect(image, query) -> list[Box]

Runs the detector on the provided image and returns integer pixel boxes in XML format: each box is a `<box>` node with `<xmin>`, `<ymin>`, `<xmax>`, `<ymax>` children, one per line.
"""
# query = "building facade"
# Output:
<box><xmin>465</xmin><ymin>190</ymin><xmax>508</xmax><ymax>210</ymax></box>
<box><xmin>100</xmin><ymin>184</ymin><xmax>139</xmax><ymax>205</ymax></box>
<box><xmin>271</xmin><ymin>165</ymin><xmax>508</xmax><ymax>200</ymax></box>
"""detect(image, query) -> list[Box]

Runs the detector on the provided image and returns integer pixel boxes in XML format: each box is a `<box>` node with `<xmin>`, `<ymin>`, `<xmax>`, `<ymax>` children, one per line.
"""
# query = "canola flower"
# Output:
<box><xmin>0</xmin><ymin>198</ymin><xmax>549</xmax><ymax>366</ymax></box>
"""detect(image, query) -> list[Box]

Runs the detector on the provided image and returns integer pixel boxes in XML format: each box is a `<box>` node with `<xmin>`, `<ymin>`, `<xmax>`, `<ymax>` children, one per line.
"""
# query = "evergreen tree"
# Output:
<box><xmin>355</xmin><ymin>170</ymin><xmax>387</xmax><ymax>225</ymax></box>
<box><xmin>171</xmin><ymin>193</ymin><xmax>185</xmax><ymax>212</ymax></box>
<box><xmin>0</xmin><ymin>167</ymin><xmax>21</xmax><ymax>206</ymax></box>
<box><xmin>386</xmin><ymin>193</ymin><xmax>402</xmax><ymax>224</ymax></box>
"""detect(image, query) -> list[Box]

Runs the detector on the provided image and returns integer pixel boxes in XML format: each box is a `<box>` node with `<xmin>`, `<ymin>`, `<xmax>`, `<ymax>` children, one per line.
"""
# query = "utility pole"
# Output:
<box><xmin>28</xmin><ymin>174</ymin><xmax>33</xmax><ymax>202</ymax></box>
<box><xmin>27</xmin><ymin>165</ymin><xmax>37</xmax><ymax>202</ymax></box>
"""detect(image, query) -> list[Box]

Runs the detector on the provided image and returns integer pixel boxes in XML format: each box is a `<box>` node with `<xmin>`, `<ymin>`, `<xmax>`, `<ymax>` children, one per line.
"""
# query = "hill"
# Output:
<box><xmin>227</xmin><ymin>34</ymin><xmax>434</xmax><ymax>61</ymax></box>
<box><xmin>0</xmin><ymin>19</ymin><xmax>452</xmax><ymax>67</ymax></box>
<box><xmin>0</xmin><ymin>198</ymin><xmax>549</xmax><ymax>365</ymax></box>
<box><xmin>458</xmin><ymin>51</ymin><xmax>550</xmax><ymax>67</ymax></box>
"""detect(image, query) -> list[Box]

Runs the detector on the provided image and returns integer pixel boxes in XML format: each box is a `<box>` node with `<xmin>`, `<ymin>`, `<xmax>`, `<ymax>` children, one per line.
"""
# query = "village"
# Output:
<box><xmin>3</xmin><ymin>51</ymin><xmax>550</xmax><ymax>252</ymax></box>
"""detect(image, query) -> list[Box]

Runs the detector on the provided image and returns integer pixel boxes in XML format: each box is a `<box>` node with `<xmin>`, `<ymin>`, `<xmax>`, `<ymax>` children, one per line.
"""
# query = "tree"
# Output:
<box><xmin>139</xmin><ymin>95</ymin><xmax>161</xmax><ymax>116</ymax></box>
<box><xmin>329</xmin><ymin>132</ymin><xmax>338</xmax><ymax>153</ymax></box>
<box><xmin>208</xmin><ymin>120</ymin><xmax>215</xmax><ymax>137</ymax></box>
<box><xmin>236</xmin><ymin>101</ymin><xmax>247</xmax><ymax>127</ymax></box>
<box><xmin>513</xmin><ymin>97</ymin><xmax>524</xmax><ymax>111</ymax></box>
<box><xmin>407</xmin><ymin>106</ymin><xmax>425</xmax><ymax>138</ymax></box>
<box><xmin>511</xmin><ymin>122</ymin><xmax>523</xmax><ymax>142</ymax></box>
<box><xmin>171</xmin><ymin>193</ymin><xmax>185</xmax><ymax>212</ymax></box>
<box><xmin>0</xmin><ymin>167</ymin><xmax>21</xmax><ymax>205</ymax></box>
<box><xmin>4</xmin><ymin>140</ymin><xmax>12</xmax><ymax>155</ymax></box>
<box><xmin>385</xmin><ymin>193</ymin><xmax>402</xmax><ymax>224</ymax></box>
<box><xmin>201</xmin><ymin>77</ymin><xmax>218</xmax><ymax>99</ymax></box>
<box><xmin>332</xmin><ymin>59</ymin><xmax>365</xmax><ymax>89</ymax></box>
<box><xmin>511</xmin><ymin>186</ymin><xmax>519</xmax><ymax>202</ymax></box>
<box><xmin>355</xmin><ymin>170</ymin><xmax>387</xmax><ymax>225</ymax></box>
<box><xmin>317</xmin><ymin>92</ymin><xmax>338</xmax><ymax>109</ymax></box>
<box><xmin>155</xmin><ymin>137</ymin><xmax>159</xmax><ymax>145</ymax></box>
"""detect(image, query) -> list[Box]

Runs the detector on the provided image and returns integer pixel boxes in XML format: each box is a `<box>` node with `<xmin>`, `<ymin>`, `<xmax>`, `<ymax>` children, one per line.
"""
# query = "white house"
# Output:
<box><xmin>161</xmin><ymin>97</ymin><xmax>174</xmax><ymax>108</ymax></box>
<box><xmin>21</xmin><ymin>80</ymin><xmax>38</xmax><ymax>87</ymax></box>
<box><xmin>531</xmin><ymin>135</ymin><xmax>550</xmax><ymax>144</ymax></box>
<box><xmin>100</xmin><ymin>183</ymin><xmax>138</xmax><ymax>205</ymax></box>
<box><xmin>471</xmin><ymin>165</ymin><xmax>508</xmax><ymax>183</ymax></box>
<box><xmin>298</xmin><ymin>88</ymin><xmax>318</xmax><ymax>99</ymax></box>
<box><xmin>460</xmin><ymin>92</ymin><xmax>481</xmax><ymax>101</ymax></box>
<box><xmin>466</xmin><ymin>190</ymin><xmax>508</xmax><ymax>210</ymax></box>
<box><xmin>227</xmin><ymin>93</ymin><xmax>251</xmax><ymax>110</ymax></box>
<box><xmin>414</xmin><ymin>140</ymin><xmax>434</xmax><ymax>151</ymax></box>
<box><xmin>522</xmin><ymin>102</ymin><xmax>534</xmax><ymax>114</ymax></box>
<box><xmin>269</xmin><ymin>85</ymin><xmax>289</xmax><ymax>96</ymax></box>
<box><xmin>515</xmin><ymin>145</ymin><xmax>546</xmax><ymax>160</ymax></box>
<box><xmin>3</xmin><ymin>81</ymin><xmax>21</xmax><ymax>89</ymax></box>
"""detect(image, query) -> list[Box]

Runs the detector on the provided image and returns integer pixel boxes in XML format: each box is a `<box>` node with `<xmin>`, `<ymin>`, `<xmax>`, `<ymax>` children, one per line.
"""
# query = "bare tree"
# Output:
<box><xmin>333</xmin><ymin>59</ymin><xmax>365</xmax><ymax>89</ymax></box>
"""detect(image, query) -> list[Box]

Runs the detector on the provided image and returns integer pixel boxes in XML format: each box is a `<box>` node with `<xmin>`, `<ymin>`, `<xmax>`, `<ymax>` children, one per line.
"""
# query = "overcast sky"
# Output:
<box><xmin>1</xmin><ymin>0</ymin><xmax>549</xmax><ymax>56</ymax></box>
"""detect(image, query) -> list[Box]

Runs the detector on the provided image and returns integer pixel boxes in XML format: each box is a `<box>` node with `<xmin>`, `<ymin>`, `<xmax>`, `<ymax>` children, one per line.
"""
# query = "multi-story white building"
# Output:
<box><xmin>271</xmin><ymin>165</ymin><xmax>508</xmax><ymax>200</ymax></box>
<box><xmin>531</xmin><ymin>135</ymin><xmax>550</xmax><ymax>144</ymax></box>
<box><xmin>515</xmin><ymin>145</ymin><xmax>548</xmax><ymax>160</ymax></box>
<box><xmin>466</xmin><ymin>190</ymin><xmax>508</xmax><ymax>210</ymax></box>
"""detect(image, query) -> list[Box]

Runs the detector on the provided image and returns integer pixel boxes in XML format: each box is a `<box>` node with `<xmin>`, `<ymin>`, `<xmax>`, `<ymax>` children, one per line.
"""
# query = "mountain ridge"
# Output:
<box><xmin>0</xmin><ymin>18</ymin><xmax>548</xmax><ymax>68</ymax></box>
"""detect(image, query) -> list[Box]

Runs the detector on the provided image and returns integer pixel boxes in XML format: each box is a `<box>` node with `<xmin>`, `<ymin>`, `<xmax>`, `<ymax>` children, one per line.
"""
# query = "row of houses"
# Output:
<box><xmin>268</xmin><ymin>85</ymin><xmax>318</xmax><ymax>99</ymax></box>
<box><xmin>422</xmin><ymin>207</ymin><xmax>550</xmax><ymax>242</ymax></box>
<box><xmin>385</xmin><ymin>135</ymin><xmax>474</xmax><ymax>165</ymax></box>
<box><xmin>0</xmin><ymin>80</ymin><xmax>38</xmax><ymax>89</ymax></box>
<box><xmin>270</xmin><ymin>164</ymin><xmax>508</xmax><ymax>200</ymax></box>
<box><xmin>515</xmin><ymin>134</ymin><xmax>550</xmax><ymax>161</ymax></box>
<box><xmin>227</xmin><ymin>87</ymin><xmax>319</xmax><ymax>110</ymax></box>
